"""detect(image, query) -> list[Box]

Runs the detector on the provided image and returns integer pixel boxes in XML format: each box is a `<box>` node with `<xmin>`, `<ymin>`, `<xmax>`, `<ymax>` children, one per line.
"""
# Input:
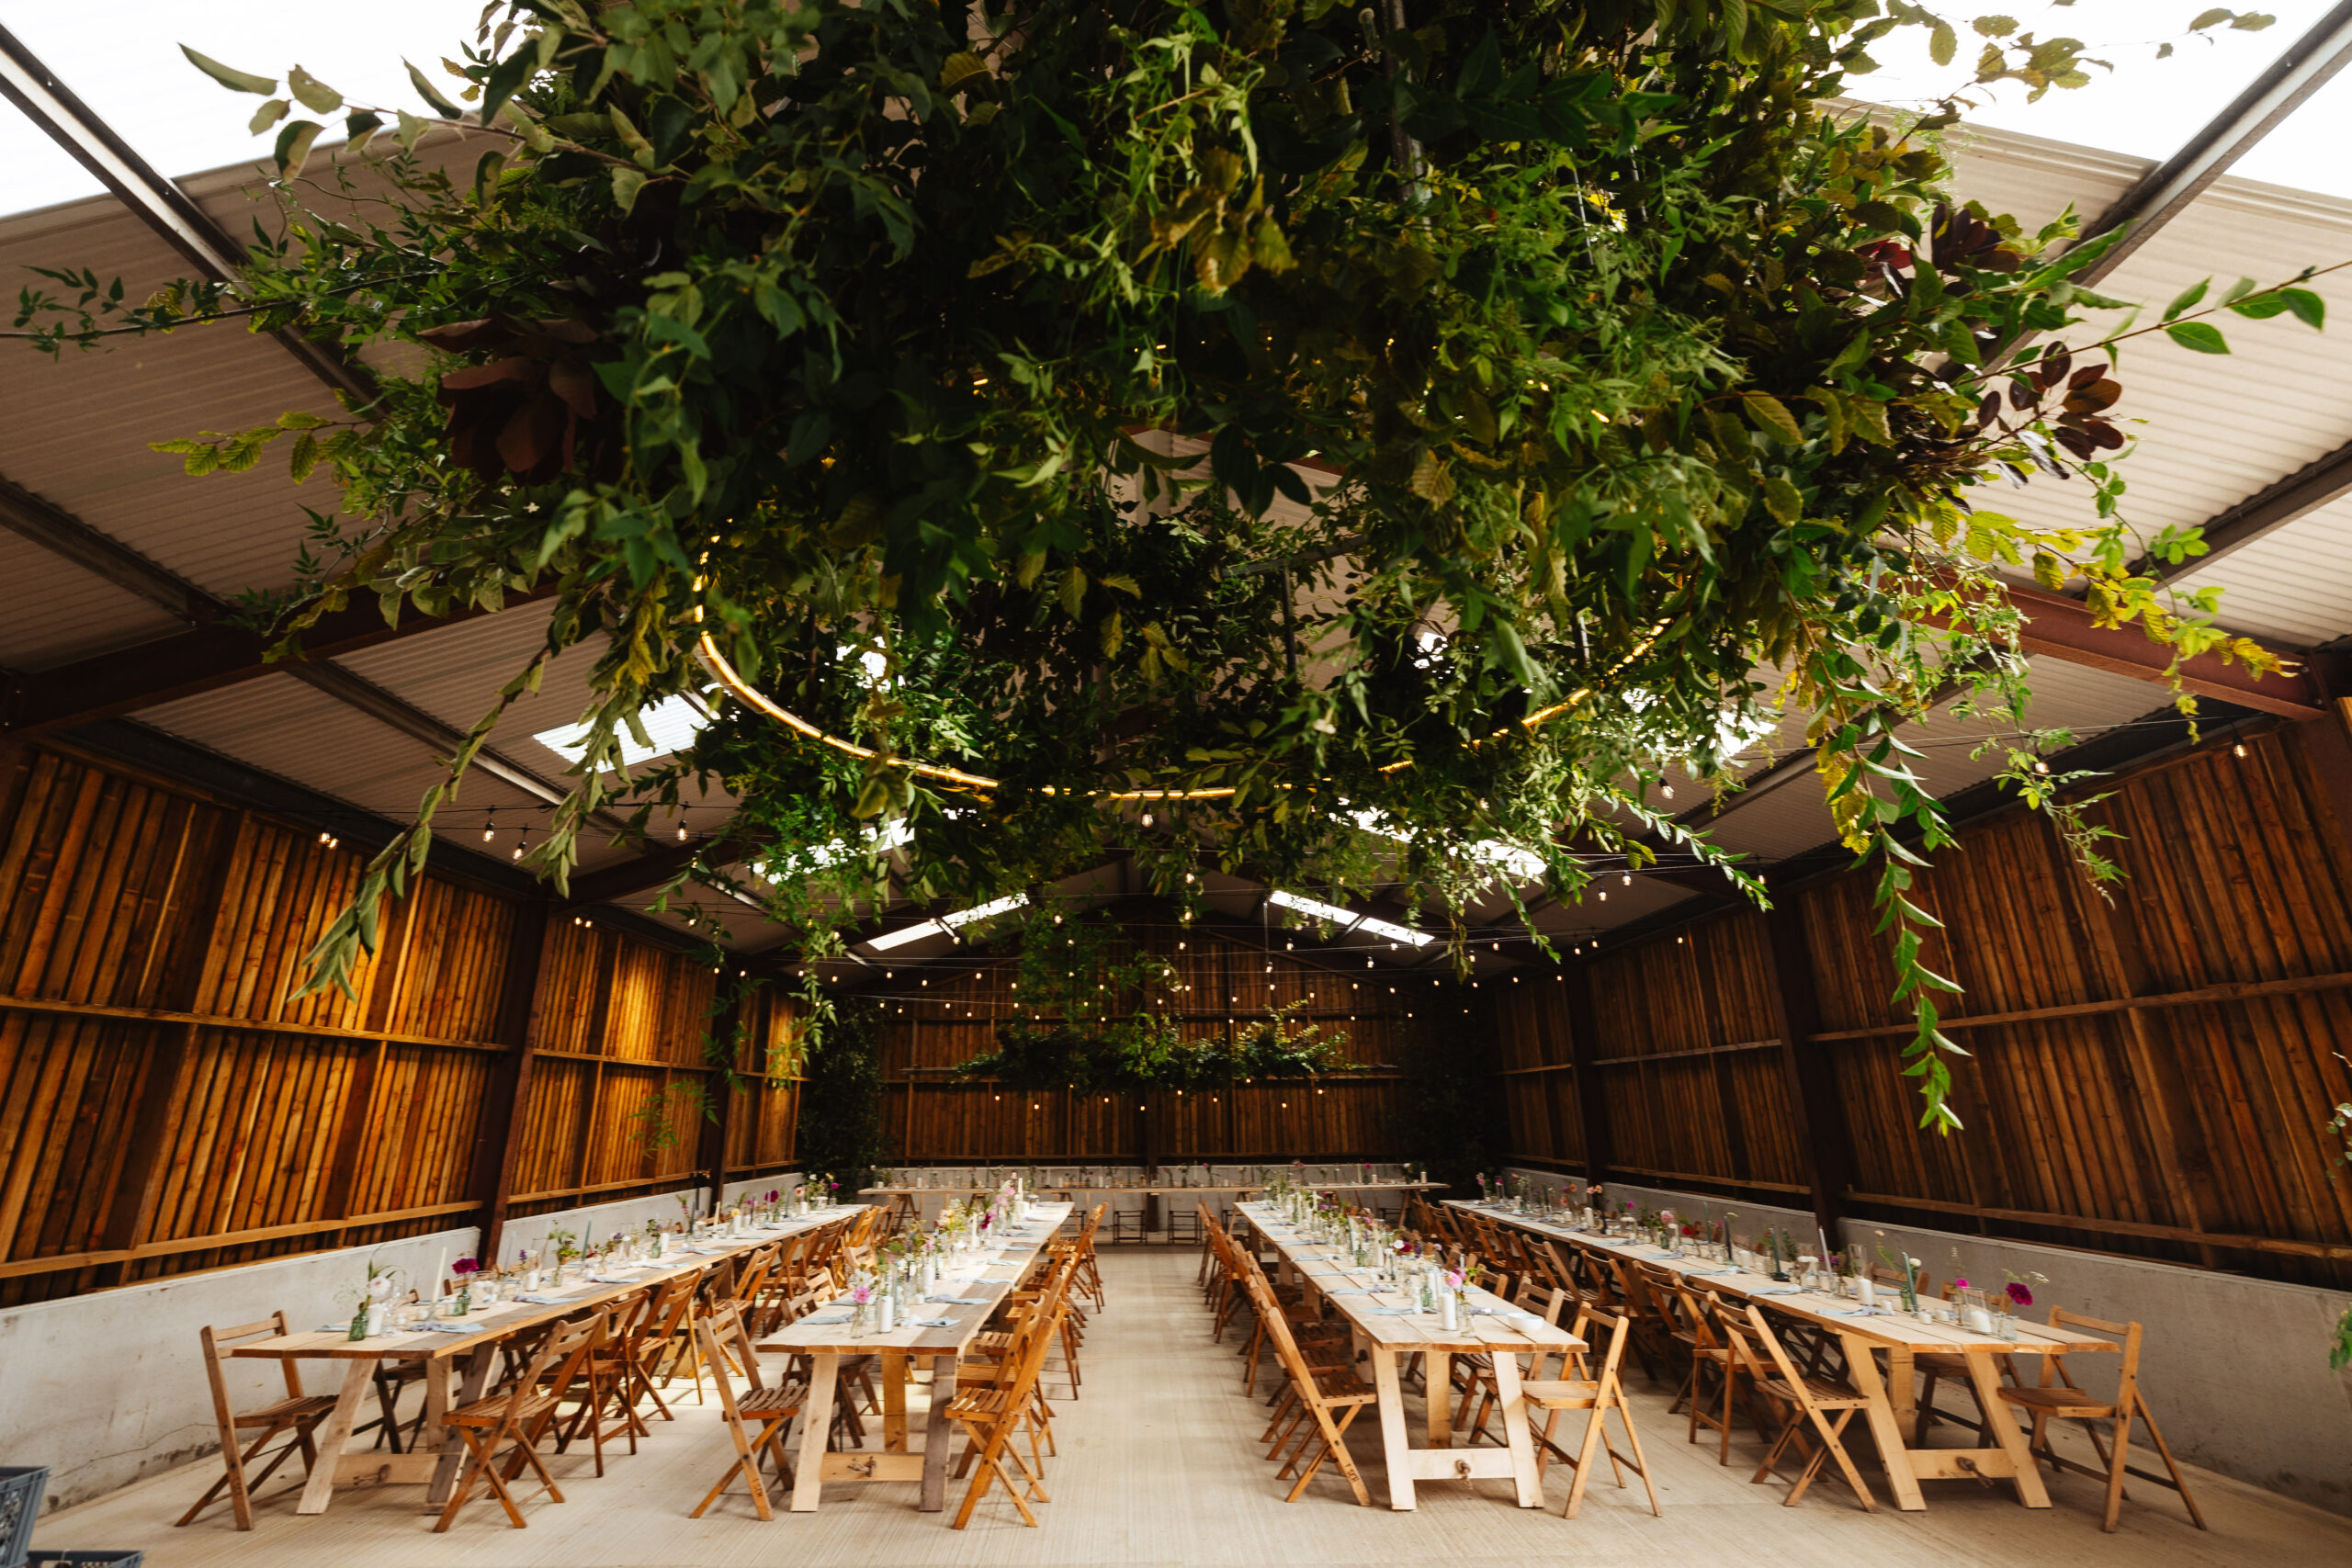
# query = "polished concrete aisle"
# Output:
<box><xmin>36</xmin><ymin>1247</ymin><xmax>2352</xmax><ymax>1566</ymax></box>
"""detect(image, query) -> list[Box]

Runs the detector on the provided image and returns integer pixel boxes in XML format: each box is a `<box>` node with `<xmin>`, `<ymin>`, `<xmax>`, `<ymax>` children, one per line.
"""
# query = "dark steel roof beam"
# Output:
<box><xmin>2073</xmin><ymin>3</ymin><xmax>2352</xmax><ymax>286</ymax></box>
<box><xmin>0</xmin><ymin>24</ymin><xmax>371</xmax><ymax>402</ymax></box>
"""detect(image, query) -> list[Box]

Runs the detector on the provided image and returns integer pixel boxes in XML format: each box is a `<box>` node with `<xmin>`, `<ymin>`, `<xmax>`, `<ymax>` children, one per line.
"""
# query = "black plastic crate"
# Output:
<box><xmin>0</xmin><ymin>1468</ymin><xmax>46</xmax><ymax>1568</ymax></box>
<box><xmin>27</xmin><ymin>1553</ymin><xmax>142</xmax><ymax>1568</ymax></box>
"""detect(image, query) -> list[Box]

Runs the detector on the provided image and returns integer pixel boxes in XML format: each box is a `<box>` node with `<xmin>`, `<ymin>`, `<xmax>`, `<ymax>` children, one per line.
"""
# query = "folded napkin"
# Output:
<box><xmin>801</xmin><ymin>1312</ymin><xmax>853</xmax><ymax>1325</ymax></box>
<box><xmin>922</xmin><ymin>1293</ymin><xmax>967</xmax><ymax>1304</ymax></box>
<box><xmin>1832</xmin><ymin>1307</ymin><xmax>1890</xmax><ymax>1318</ymax></box>
<box><xmin>416</xmin><ymin>1321</ymin><xmax>490</xmax><ymax>1335</ymax></box>
<box><xmin>518</xmin><ymin>1292</ymin><xmax>583</xmax><ymax>1304</ymax></box>
<box><xmin>979</xmin><ymin>1275</ymin><xmax>1021</xmax><ymax>1284</ymax></box>
<box><xmin>588</xmin><ymin>1275</ymin><xmax>638</xmax><ymax>1285</ymax></box>
<box><xmin>1328</xmin><ymin>1288</ymin><xmax>1370</xmax><ymax>1295</ymax></box>
<box><xmin>1372</xmin><ymin>1307</ymin><xmax>1416</xmax><ymax>1316</ymax></box>
<box><xmin>1755</xmin><ymin>1288</ymin><xmax>1804</xmax><ymax>1297</ymax></box>
<box><xmin>910</xmin><ymin>1316</ymin><xmax>954</xmax><ymax>1328</ymax></box>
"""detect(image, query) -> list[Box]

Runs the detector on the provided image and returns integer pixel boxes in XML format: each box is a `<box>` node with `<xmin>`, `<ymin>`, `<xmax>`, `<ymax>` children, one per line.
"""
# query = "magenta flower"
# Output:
<box><xmin>2006</xmin><ymin>1281</ymin><xmax>2034</xmax><ymax>1307</ymax></box>
<box><xmin>1951</xmin><ymin>1276</ymin><xmax>1970</xmax><ymax>1292</ymax></box>
<box><xmin>452</xmin><ymin>1257</ymin><xmax>480</xmax><ymax>1276</ymax></box>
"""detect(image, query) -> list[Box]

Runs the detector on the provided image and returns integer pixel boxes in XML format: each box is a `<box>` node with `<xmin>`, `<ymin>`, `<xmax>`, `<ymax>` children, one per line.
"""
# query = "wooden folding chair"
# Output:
<box><xmin>1998</xmin><ymin>1308</ymin><xmax>2205</xmax><ymax>1533</ymax></box>
<box><xmin>1460</xmin><ymin>1286</ymin><xmax>1582</xmax><ymax>1442</ymax></box>
<box><xmin>1718</xmin><ymin>1303</ymin><xmax>1877</xmax><ymax>1511</ymax></box>
<box><xmin>1524</xmin><ymin>1308</ymin><xmax>1660</xmax><ymax>1517</ymax></box>
<box><xmin>1684</xmin><ymin>1284</ymin><xmax>1761</xmax><ymax>1463</ymax></box>
<box><xmin>948</xmin><ymin>1281</ymin><xmax>1067</xmax><ymax>1527</ymax></box>
<box><xmin>560</xmin><ymin>1286</ymin><xmax>659</xmax><ymax>1472</ymax></box>
<box><xmin>432</xmin><ymin>1312</ymin><xmax>603</xmax><ymax>1531</ymax></box>
<box><xmin>176</xmin><ymin>1313</ymin><xmax>339</xmax><ymax>1529</ymax></box>
<box><xmin>690</xmin><ymin>1298</ymin><xmax>805</xmax><ymax>1519</ymax></box>
<box><xmin>1243</xmin><ymin>1269</ymin><xmax>1376</xmax><ymax>1506</ymax></box>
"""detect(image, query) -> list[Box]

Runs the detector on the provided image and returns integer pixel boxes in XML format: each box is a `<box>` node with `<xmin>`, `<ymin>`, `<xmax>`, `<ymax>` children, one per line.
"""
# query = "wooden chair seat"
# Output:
<box><xmin>1756</xmin><ymin>1372</ymin><xmax>1871</xmax><ymax>1411</ymax></box>
<box><xmin>237</xmin><ymin>1393</ymin><xmax>339</xmax><ymax>1425</ymax></box>
<box><xmin>446</xmin><ymin>1386</ymin><xmax>561</xmax><ymax>1430</ymax></box>
<box><xmin>1998</xmin><ymin>1382</ymin><xmax>2117</xmax><ymax>1420</ymax></box>
<box><xmin>1522</xmin><ymin>1376</ymin><xmax>1604</xmax><ymax>1407</ymax></box>
<box><xmin>736</xmin><ymin>1382</ymin><xmax>805</xmax><ymax>1419</ymax></box>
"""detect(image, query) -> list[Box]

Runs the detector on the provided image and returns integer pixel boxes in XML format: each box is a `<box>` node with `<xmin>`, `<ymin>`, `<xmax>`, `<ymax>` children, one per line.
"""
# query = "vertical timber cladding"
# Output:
<box><xmin>0</xmin><ymin>740</ymin><xmax>745</xmax><ymax>1305</ymax></box>
<box><xmin>876</xmin><ymin>910</ymin><xmax>1428</xmax><ymax>1164</ymax></box>
<box><xmin>723</xmin><ymin>983</ymin><xmax>806</xmax><ymax>1180</ymax></box>
<box><xmin>1489</xmin><ymin>719</ymin><xmax>2352</xmax><ymax>1291</ymax></box>
<box><xmin>505</xmin><ymin>918</ymin><xmax>731</xmax><ymax>1217</ymax></box>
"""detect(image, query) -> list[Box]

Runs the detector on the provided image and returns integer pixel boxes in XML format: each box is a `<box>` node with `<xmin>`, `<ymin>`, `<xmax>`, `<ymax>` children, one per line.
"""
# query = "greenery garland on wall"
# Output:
<box><xmin>15</xmin><ymin>1</ymin><xmax>2320</xmax><ymax>1135</ymax></box>
<box><xmin>946</xmin><ymin>907</ymin><xmax>1362</xmax><ymax>1091</ymax></box>
<box><xmin>795</xmin><ymin>992</ymin><xmax>888</xmax><ymax>1192</ymax></box>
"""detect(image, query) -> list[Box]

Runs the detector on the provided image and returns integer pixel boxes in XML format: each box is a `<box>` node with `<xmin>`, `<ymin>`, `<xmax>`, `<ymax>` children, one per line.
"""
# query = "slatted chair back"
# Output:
<box><xmin>1998</xmin><ymin>1307</ymin><xmax>2204</xmax><ymax>1532</ymax></box>
<box><xmin>728</xmin><ymin>1241</ymin><xmax>782</xmax><ymax>1306</ymax></box>
<box><xmin>176</xmin><ymin>1312</ymin><xmax>340</xmax><ymax>1530</ymax></box>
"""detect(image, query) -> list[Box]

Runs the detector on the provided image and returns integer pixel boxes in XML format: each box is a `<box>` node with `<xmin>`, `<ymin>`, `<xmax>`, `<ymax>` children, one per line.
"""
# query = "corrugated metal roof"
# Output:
<box><xmin>0</xmin><ymin>529</ymin><xmax>182</xmax><ymax>668</ymax></box>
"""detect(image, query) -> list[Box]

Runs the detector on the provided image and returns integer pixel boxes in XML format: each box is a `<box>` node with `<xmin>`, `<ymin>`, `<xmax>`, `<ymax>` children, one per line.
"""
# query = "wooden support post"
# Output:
<box><xmin>469</xmin><ymin>897</ymin><xmax>550</xmax><ymax>1267</ymax></box>
<box><xmin>1764</xmin><ymin>900</ymin><xmax>1853</xmax><ymax>1251</ymax></box>
<box><xmin>1561</xmin><ymin>964</ymin><xmax>1611</xmax><ymax>1191</ymax></box>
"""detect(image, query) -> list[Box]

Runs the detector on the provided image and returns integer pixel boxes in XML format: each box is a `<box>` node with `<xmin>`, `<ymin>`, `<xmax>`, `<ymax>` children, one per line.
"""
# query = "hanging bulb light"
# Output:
<box><xmin>482</xmin><ymin>812</ymin><xmax>496</xmax><ymax>843</ymax></box>
<box><xmin>1622</xmin><ymin>873</ymin><xmax>1632</xmax><ymax>886</ymax></box>
<box><xmin>2233</xmin><ymin>742</ymin><xmax>2248</xmax><ymax>758</ymax></box>
<box><xmin>1140</xmin><ymin>811</ymin><xmax>1153</xmax><ymax>827</ymax></box>
<box><xmin>677</xmin><ymin>820</ymin><xmax>688</xmax><ymax>840</ymax></box>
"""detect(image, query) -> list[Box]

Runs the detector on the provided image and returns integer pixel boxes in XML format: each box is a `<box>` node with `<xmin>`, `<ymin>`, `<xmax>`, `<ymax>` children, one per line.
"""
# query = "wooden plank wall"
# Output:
<box><xmin>876</xmin><ymin>916</ymin><xmax>1427</xmax><ymax>1163</ymax></box>
<box><xmin>1493</xmin><ymin>718</ymin><xmax>2352</xmax><ymax>1290</ymax></box>
<box><xmin>0</xmin><ymin>742</ymin><xmax>779</xmax><ymax>1304</ymax></box>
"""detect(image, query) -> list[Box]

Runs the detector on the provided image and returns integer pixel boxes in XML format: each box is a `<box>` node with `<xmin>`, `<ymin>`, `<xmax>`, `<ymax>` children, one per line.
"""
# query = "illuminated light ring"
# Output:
<box><xmin>692</xmin><ymin>565</ymin><xmax>1666</xmax><ymax>800</ymax></box>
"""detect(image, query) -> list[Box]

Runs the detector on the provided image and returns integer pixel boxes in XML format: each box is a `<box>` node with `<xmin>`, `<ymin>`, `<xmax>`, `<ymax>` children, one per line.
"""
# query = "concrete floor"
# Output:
<box><xmin>31</xmin><ymin>1247</ymin><xmax>2352</xmax><ymax>1567</ymax></box>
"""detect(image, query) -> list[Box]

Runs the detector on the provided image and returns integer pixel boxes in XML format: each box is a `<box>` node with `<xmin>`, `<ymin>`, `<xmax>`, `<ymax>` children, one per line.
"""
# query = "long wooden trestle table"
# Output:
<box><xmin>862</xmin><ymin>1180</ymin><xmax>1440</xmax><ymax>1231</ymax></box>
<box><xmin>1236</xmin><ymin>1201</ymin><xmax>1585</xmax><ymax>1510</ymax></box>
<box><xmin>1444</xmin><ymin>1199</ymin><xmax>2116</xmax><ymax>1511</ymax></box>
<box><xmin>229</xmin><ymin>1205</ymin><xmax>867</xmax><ymax>1514</ymax></box>
<box><xmin>755</xmin><ymin>1201</ymin><xmax>1075</xmax><ymax>1513</ymax></box>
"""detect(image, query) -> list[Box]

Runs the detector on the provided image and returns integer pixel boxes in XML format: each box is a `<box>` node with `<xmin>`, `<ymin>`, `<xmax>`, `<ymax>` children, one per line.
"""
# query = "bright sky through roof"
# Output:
<box><xmin>1847</xmin><ymin>2</ymin><xmax>2352</xmax><ymax>197</ymax></box>
<box><xmin>6</xmin><ymin>4</ymin><xmax>2352</xmax><ymax>216</ymax></box>
<box><xmin>0</xmin><ymin>0</ymin><xmax>486</xmax><ymax>216</ymax></box>
<box><xmin>533</xmin><ymin>694</ymin><xmax>707</xmax><ymax>769</ymax></box>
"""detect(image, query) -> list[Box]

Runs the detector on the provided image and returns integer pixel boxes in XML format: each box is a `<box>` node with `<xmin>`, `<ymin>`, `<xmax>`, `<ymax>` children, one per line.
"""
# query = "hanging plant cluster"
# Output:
<box><xmin>17</xmin><ymin>1</ymin><xmax>2316</xmax><ymax>1130</ymax></box>
<box><xmin>943</xmin><ymin>909</ymin><xmax>1360</xmax><ymax>1092</ymax></box>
